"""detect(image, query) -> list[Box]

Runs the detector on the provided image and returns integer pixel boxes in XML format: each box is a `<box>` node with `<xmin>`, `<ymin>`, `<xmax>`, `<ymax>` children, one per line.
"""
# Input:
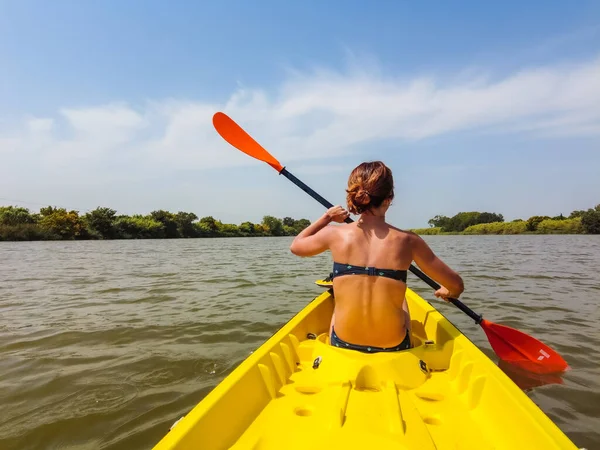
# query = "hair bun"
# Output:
<box><xmin>354</xmin><ymin>188</ymin><xmax>370</xmax><ymax>205</ymax></box>
<box><xmin>345</xmin><ymin>161</ymin><xmax>394</xmax><ymax>215</ymax></box>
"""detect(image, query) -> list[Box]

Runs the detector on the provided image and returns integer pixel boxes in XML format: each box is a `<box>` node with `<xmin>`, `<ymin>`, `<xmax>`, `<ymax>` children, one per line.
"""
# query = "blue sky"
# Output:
<box><xmin>1</xmin><ymin>0</ymin><xmax>599</xmax><ymax>228</ymax></box>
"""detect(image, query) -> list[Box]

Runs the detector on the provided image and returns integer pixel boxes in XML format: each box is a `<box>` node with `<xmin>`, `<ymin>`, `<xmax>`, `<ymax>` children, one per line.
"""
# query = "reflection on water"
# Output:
<box><xmin>1</xmin><ymin>235</ymin><xmax>599</xmax><ymax>449</ymax></box>
<box><xmin>498</xmin><ymin>359</ymin><xmax>566</xmax><ymax>391</ymax></box>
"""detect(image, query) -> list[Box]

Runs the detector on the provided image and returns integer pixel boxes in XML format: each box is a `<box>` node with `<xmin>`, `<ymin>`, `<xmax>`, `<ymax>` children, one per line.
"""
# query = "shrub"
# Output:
<box><xmin>0</xmin><ymin>206</ymin><xmax>36</xmax><ymax>225</ymax></box>
<box><xmin>262</xmin><ymin>216</ymin><xmax>284</xmax><ymax>236</ymax></box>
<box><xmin>536</xmin><ymin>218</ymin><xmax>584</xmax><ymax>234</ymax></box>
<box><xmin>526</xmin><ymin>215</ymin><xmax>551</xmax><ymax>232</ymax></box>
<box><xmin>84</xmin><ymin>207</ymin><xmax>118</xmax><ymax>239</ymax></box>
<box><xmin>504</xmin><ymin>221</ymin><xmax>528</xmax><ymax>234</ymax></box>
<box><xmin>115</xmin><ymin>215</ymin><xmax>165</xmax><ymax>239</ymax></box>
<box><xmin>0</xmin><ymin>224</ymin><xmax>58</xmax><ymax>241</ymax></box>
<box><xmin>463</xmin><ymin>221</ymin><xmax>526</xmax><ymax>235</ymax></box>
<box><xmin>38</xmin><ymin>207</ymin><xmax>87</xmax><ymax>239</ymax></box>
<box><xmin>410</xmin><ymin>227</ymin><xmax>441</xmax><ymax>235</ymax></box>
<box><xmin>427</xmin><ymin>211</ymin><xmax>504</xmax><ymax>232</ymax></box>
<box><xmin>218</xmin><ymin>223</ymin><xmax>241</xmax><ymax>237</ymax></box>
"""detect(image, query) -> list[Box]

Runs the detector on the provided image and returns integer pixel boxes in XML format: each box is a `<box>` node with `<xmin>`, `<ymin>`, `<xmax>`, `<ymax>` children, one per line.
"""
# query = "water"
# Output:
<box><xmin>1</xmin><ymin>236</ymin><xmax>599</xmax><ymax>449</ymax></box>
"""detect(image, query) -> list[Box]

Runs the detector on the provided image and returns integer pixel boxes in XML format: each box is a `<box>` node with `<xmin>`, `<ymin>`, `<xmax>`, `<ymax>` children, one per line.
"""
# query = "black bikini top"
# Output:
<box><xmin>330</xmin><ymin>261</ymin><xmax>408</xmax><ymax>283</ymax></box>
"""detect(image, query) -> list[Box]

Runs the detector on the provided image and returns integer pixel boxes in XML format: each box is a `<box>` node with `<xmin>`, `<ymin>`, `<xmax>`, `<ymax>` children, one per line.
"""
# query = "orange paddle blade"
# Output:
<box><xmin>212</xmin><ymin>112</ymin><xmax>284</xmax><ymax>172</ymax></box>
<box><xmin>480</xmin><ymin>319</ymin><xmax>569</xmax><ymax>374</ymax></box>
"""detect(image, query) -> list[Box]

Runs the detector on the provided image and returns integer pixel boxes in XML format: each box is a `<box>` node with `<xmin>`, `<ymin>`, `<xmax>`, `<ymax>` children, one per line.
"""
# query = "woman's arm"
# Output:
<box><xmin>290</xmin><ymin>206</ymin><xmax>349</xmax><ymax>257</ymax></box>
<box><xmin>411</xmin><ymin>234</ymin><xmax>464</xmax><ymax>299</ymax></box>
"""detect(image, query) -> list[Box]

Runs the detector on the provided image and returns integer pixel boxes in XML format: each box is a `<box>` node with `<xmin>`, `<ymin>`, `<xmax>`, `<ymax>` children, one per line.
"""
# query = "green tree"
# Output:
<box><xmin>282</xmin><ymin>217</ymin><xmax>296</xmax><ymax>227</ymax></box>
<box><xmin>479</xmin><ymin>212</ymin><xmax>504</xmax><ymax>224</ymax></box>
<box><xmin>262</xmin><ymin>215</ymin><xmax>284</xmax><ymax>236</ymax></box>
<box><xmin>253</xmin><ymin>223</ymin><xmax>266</xmax><ymax>235</ymax></box>
<box><xmin>427</xmin><ymin>211</ymin><xmax>505</xmax><ymax>232</ymax></box>
<box><xmin>175</xmin><ymin>212</ymin><xmax>199</xmax><ymax>238</ymax></box>
<box><xmin>239</xmin><ymin>221</ymin><xmax>256</xmax><ymax>235</ymax></box>
<box><xmin>195</xmin><ymin>222</ymin><xmax>215</xmax><ymax>237</ymax></box>
<box><xmin>0</xmin><ymin>206</ymin><xmax>36</xmax><ymax>225</ymax></box>
<box><xmin>569</xmin><ymin>210</ymin><xmax>586</xmax><ymax>219</ymax></box>
<box><xmin>199</xmin><ymin>216</ymin><xmax>219</xmax><ymax>234</ymax></box>
<box><xmin>218</xmin><ymin>223</ymin><xmax>240</xmax><ymax>236</ymax></box>
<box><xmin>292</xmin><ymin>218</ymin><xmax>311</xmax><ymax>234</ymax></box>
<box><xmin>526</xmin><ymin>215</ymin><xmax>551</xmax><ymax>232</ymax></box>
<box><xmin>150</xmin><ymin>210</ymin><xmax>179</xmax><ymax>238</ymax></box>
<box><xmin>84</xmin><ymin>207</ymin><xmax>117</xmax><ymax>239</ymax></box>
<box><xmin>581</xmin><ymin>205</ymin><xmax>600</xmax><ymax>234</ymax></box>
<box><xmin>39</xmin><ymin>206</ymin><xmax>86</xmax><ymax>239</ymax></box>
<box><xmin>446</xmin><ymin>212</ymin><xmax>481</xmax><ymax>232</ymax></box>
<box><xmin>427</xmin><ymin>215</ymin><xmax>450</xmax><ymax>228</ymax></box>
<box><xmin>115</xmin><ymin>215</ymin><xmax>164</xmax><ymax>239</ymax></box>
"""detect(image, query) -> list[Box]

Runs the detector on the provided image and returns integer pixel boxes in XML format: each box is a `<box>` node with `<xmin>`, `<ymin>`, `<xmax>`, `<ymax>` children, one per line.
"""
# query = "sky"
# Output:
<box><xmin>1</xmin><ymin>0</ymin><xmax>599</xmax><ymax>228</ymax></box>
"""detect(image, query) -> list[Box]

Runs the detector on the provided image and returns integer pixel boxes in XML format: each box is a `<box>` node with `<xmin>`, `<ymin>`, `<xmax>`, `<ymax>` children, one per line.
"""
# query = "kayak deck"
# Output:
<box><xmin>153</xmin><ymin>287</ymin><xmax>577</xmax><ymax>450</ymax></box>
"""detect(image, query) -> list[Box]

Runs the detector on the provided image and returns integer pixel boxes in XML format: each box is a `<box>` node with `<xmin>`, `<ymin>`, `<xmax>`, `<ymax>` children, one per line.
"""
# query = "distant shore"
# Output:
<box><xmin>0</xmin><ymin>205</ymin><xmax>310</xmax><ymax>241</ymax></box>
<box><xmin>2</xmin><ymin>204</ymin><xmax>599</xmax><ymax>241</ymax></box>
<box><xmin>409</xmin><ymin>218</ymin><xmax>586</xmax><ymax>235</ymax></box>
<box><xmin>411</xmin><ymin>206</ymin><xmax>599</xmax><ymax>235</ymax></box>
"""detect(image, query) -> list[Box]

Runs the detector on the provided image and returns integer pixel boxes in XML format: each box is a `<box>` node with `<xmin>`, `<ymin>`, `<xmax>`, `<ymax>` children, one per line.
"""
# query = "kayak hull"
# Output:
<box><xmin>153</xmin><ymin>286</ymin><xmax>578</xmax><ymax>450</ymax></box>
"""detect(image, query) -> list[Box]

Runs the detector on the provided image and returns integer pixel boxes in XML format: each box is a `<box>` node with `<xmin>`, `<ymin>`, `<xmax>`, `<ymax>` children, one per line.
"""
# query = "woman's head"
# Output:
<box><xmin>346</xmin><ymin>161</ymin><xmax>394</xmax><ymax>215</ymax></box>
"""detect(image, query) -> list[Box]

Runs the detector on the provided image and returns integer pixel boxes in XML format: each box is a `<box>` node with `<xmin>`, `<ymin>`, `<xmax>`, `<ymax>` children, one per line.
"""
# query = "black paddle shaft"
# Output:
<box><xmin>280</xmin><ymin>167</ymin><xmax>484</xmax><ymax>325</ymax></box>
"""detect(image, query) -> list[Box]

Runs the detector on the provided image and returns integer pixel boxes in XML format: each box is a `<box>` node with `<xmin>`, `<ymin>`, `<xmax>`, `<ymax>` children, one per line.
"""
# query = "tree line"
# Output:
<box><xmin>413</xmin><ymin>204</ymin><xmax>600</xmax><ymax>235</ymax></box>
<box><xmin>4</xmin><ymin>202</ymin><xmax>599</xmax><ymax>241</ymax></box>
<box><xmin>0</xmin><ymin>206</ymin><xmax>312</xmax><ymax>241</ymax></box>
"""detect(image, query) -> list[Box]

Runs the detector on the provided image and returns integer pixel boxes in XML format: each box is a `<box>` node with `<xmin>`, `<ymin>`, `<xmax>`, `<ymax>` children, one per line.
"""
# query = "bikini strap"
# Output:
<box><xmin>331</xmin><ymin>262</ymin><xmax>407</xmax><ymax>283</ymax></box>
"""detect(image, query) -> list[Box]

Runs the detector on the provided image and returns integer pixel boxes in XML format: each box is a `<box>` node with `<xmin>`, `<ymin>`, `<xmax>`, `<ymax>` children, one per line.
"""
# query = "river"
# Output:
<box><xmin>1</xmin><ymin>235</ymin><xmax>599</xmax><ymax>449</ymax></box>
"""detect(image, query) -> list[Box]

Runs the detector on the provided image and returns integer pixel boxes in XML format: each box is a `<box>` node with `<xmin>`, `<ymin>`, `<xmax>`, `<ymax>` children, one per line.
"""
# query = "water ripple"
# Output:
<box><xmin>0</xmin><ymin>236</ymin><xmax>599</xmax><ymax>449</ymax></box>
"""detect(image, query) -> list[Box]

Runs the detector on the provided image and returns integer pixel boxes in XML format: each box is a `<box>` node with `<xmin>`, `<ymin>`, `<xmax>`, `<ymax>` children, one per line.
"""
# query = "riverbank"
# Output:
<box><xmin>421</xmin><ymin>205</ymin><xmax>599</xmax><ymax>235</ymax></box>
<box><xmin>0</xmin><ymin>206</ymin><xmax>310</xmax><ymax>241</ymax></box>
<box><xmin>3</xmin><ymin>205</ymin><xmax>599</xmax><ymax>241</ymax></box>
<box><xmin>410</xmin><ymin>218</ymin><xmax>587</xmax><ymax>235</ymax></box>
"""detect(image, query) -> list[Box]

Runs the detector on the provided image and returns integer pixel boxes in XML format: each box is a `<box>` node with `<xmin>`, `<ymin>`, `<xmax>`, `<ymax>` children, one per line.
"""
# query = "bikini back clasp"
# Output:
<box><xmin>331</xmin><ymin>261</ymin><xmax>407</xmax><ymax>283</ymax></box>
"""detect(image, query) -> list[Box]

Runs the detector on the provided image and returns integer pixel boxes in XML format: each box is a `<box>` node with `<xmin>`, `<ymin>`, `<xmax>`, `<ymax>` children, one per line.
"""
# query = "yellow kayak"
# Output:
<box><xmin>153</xmin><ymin>282</ymin><xmax>578</xmax><ymax>450</ymax></box>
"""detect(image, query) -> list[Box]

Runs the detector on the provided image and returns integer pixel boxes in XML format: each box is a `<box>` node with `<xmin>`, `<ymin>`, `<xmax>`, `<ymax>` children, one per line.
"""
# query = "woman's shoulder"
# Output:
<box><xmin>387</xmin><ymin>223</ymin><xmax>419</xmax><ymax>240</ymax></box>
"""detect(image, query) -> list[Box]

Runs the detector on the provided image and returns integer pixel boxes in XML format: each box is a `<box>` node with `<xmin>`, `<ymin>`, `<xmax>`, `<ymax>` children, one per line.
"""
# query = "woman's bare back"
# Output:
<box><xmin>328</xmin><ymin>220</ymin><xmax>415</xmax><ymax>347</ymax></box>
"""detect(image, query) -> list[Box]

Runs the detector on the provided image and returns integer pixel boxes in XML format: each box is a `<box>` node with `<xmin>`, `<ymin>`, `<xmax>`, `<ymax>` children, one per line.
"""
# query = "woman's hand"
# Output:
<box><xmin>434</xmin><ymin>286</ymin><xmax>460</xmax><ymax>302</ymax></box>
<box><xmin>289</xmin><ymin>206</ymin><xmax>348</xmax><ymax>257</ymax></box>
<box><xmin>324</xmin><ymin>205</ymin><xmax>350</xmax><ymax>223</ymax></box>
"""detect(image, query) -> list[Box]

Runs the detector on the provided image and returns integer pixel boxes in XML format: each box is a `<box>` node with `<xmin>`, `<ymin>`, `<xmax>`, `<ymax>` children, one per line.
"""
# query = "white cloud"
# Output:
<box><xmin>27</xmin><ymin>118</ymin><xmax>54</xmax><ymax>134</ymax></box>
<box><xmin>59</xmin><ymin>103</ymin><xmax>145</xmax><ymax>144</ymax></box>
<box><xmin>1</xmin><ymin>54</ymin><xmax>600</xmax><ymax>185</ymax></box>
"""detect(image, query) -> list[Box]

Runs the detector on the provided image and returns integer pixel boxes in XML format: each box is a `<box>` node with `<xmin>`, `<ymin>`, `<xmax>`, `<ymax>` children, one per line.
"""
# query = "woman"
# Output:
<box><xmin>290</xmin><ymin>161</ymin><xmax>464</xmax><ymax>353</ymax></box>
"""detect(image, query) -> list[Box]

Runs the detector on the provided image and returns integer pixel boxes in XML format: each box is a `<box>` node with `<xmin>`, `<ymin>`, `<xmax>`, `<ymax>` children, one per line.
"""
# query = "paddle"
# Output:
<box><xmin>212</xmin><ymin>111</ymin><xmax>569</xmax><ymax>374</ymax></box>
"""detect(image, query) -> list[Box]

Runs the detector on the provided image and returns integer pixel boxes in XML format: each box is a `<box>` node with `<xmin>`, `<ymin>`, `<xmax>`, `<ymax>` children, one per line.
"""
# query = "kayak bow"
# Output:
<box><xmin>153</xmin><ymin>284</ymin><xmax>578</xmax><ymax>450</ymax></box>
